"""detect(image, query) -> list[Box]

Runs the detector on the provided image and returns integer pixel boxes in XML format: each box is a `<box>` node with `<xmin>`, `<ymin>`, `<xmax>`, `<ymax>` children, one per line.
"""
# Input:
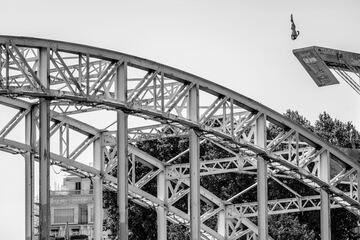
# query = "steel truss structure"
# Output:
<box><xmin>0</xmin><ymin>36</ymin><xmax>359</xmax><ymax>240</ymax></box>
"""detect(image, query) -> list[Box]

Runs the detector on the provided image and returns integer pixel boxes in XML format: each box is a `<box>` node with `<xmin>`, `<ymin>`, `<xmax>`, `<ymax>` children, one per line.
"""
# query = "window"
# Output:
<box><xmin>71</xmin><ymin>228</ymin><xmax>80</xmax><ymax>235</ymax></box>
<box><xmin>89</xmin><ymin>207</ymin><xmax>94</xmax><ymax>223</ymax></box>
<box><xmin>50</xmin><ymin>228</ymin><xmax>59</xmax><ymax>237</ymax></box>
<box><xmin>75</xmin><ymin>182</ymin><xmax>81</xmax><ymax>194</ymax></box>
<box><xmin>54</xmin><ymin>208</ymin><xmax>75</xmax><ymax>224</ymax></box>
<box><xmin>78</xmin><ymin>204</ymin><xmax>88</xmax><ymax>224</ymax></box>
<box><xmin>90</xmin><ymin>182</ymin><xmax>93</xmax><ymax>194</ymax></box>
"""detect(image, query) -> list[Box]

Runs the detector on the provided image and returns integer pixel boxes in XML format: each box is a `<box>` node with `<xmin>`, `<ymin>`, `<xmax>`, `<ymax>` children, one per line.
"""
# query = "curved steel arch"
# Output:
<box><xmin>0</xmin><ymin>36</ymin><xmax>358</xmax><ymax>240</ymax></box>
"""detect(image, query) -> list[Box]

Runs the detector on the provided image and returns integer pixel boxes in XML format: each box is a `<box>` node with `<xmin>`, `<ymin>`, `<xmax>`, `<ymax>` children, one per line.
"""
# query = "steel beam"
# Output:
<box><xmin>0</xmin><ymin>36</ymin><xmax>358</xmax><ymax>173</ymax></box>
<box><xmin>217</xmin><ymin>210</ymin><xmax>226</xmax><ymax>238</ymax></box>
<box><xmin>256</xmin><ymin>113</ymin><xmax>268</xmax><ymax>240</ymax></box>
<box><xmin>25</xmin><ymin>107</ymin><xmax>35</xmax><ymax>240</ymax></box>
<box><xmin>157</xmin><ymin>171</ymin><xmax>167</xmax><ymax>240</ymax></box>
<box><xmin>38</xmin><ymin>47</ymin><xmax>50</xmax><ymax>240</ymax></box>
<box><xmin>188</xmin><ymin>84</ymin><xmax>200</xmax><ymax>240</ymax></box>
<box><xmin>358</xmin><ymin>171</ymin><xmax>360</xmax><ymax>203</ymax></box>
<box><xmin>93</xmin><ymin>133</ymin><xmax>104</xmax><ymax>240</ymax></box>
<box><xmin>228</xmin><ymin>195</ymin><xmax>341</xmax><ymax>218</ymax></box>
<box><xmin>320</xmin><ymin>150</ymin><xmax>331</xmax><ymax>240</ymax></box>
<box><xmin>116</xmin><ymin>62</ymin><xmax>129</xmax><ymax>240</ymax></box>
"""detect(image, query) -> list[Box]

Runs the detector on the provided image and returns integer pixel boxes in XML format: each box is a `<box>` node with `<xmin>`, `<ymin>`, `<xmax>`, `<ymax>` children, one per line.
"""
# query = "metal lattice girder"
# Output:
<box><xmin>0</xmin><ymin>101</ymin><xmax>349</xmax><ymax>239</ymax></box>
<box><xmin>293</xmin><ymin>46</ymin><xmax>360</xmax><ymax>94</ymax></box>
<box><xmin>166</xmin><ymin>156</ymin><xmax>256</xmax><ymax>179</ymax></box>
<box><xmin>0</xmin><ymin>97</ymin><xmax>266</xmax><ymax>239</ymax></box>
<box><xmin>227</xmin><ymin>195</ymin><xmax>341</xmax><ymax>218</ymax></box>
<box><xmin>226</xmin><ymin>218</ymin><xmax>274</xmax><ymax>240</ymax></box>
<box><xmin>8</xmin><ymin>138</ymin><xmax>224</xmax><ymax>239</ymax></box>
<box><xmin>1</xmin><ymin>135</ymin><xmax>349</xmax><ymax>240</ymax></box>
<box><xmin>0</xmin><ymin>36</ymin><xmax>360</xmax><ymax>240</ymax></box>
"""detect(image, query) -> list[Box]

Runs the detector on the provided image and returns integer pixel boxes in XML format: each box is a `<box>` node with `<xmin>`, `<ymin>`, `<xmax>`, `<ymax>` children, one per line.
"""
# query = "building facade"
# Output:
<box><xmin>49</xmin><ymin>176</ymin><xmax>107</xmax><ymax>240</ymax></box>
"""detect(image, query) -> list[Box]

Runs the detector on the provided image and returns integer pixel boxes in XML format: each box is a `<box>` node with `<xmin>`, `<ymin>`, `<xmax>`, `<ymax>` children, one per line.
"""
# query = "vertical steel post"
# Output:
<box><xmin>25</xmin><ymin>107</ymin><xmax>35</xmax><ymax>240</ymax></box>
<box><xmin>93</xmin><ymin>133</ymin><xmax>104</xmax><ymax>240</ymax></box>
<box><xmin>157</xmin><ymin>171</ymin><xmax>167</xmax><ymax>240</ymax></box>
<box><xmin>188</xmin><ymin>84</ymin><xmax>200</xmax><ymax>240</ymax></box>
<box><xmin>320</xmin><ymin>150</ymin><xmax>331</xmax><ymax>240</ymax></box>
<box><xmin>357</xmin><ymin>171</ymin><xmax>360</xmax><ymax>204</ymax></box>
<box><xmin>38</xmin><ymin>47</ymin><xmax>50</xmax><ymax>240</ymax></box>
<box><xmin>256</xmin><ymin>113</ymin><xmax>268</xmax><ymax>240</ymax></box>
<box><xmin>187</xmin><ymin>193</ymin><xmax>191</xmax><ymax>215</ymax></box>
<box><xmin>217</xmin><ymin>210</ymin><xmax>226</xmax><ymax>238</ymax></box>
<box><xmin>116</xmin><ymin>61</ymin><xmax>129</xmax><ymax>240</ymax></box>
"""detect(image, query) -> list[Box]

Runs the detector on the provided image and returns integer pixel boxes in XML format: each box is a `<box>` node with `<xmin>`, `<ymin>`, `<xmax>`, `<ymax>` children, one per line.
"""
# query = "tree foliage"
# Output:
<box><xmin>315</xmin><ymin>111</ymin><xmax>359</xmax><ymax>149</ymax></box>
<box><xmin>269</xmin><ymin>214</ymin><xmax>315</xmax><ymax>240</ymax></box>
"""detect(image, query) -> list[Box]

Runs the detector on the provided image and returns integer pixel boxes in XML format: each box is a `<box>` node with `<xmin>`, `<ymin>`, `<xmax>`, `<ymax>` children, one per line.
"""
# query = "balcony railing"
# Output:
<box><xmin>50</xmin><ymin>189</ymin><xmax>94</xmax><ymax>196</ymax></box>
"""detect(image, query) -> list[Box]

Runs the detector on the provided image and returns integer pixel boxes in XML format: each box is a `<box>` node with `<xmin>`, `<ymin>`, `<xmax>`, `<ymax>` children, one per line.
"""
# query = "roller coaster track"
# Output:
<box><xmin>0</xmin><ymin>36</ymin><xmax>359</xmax><ymax>240</ymax></box>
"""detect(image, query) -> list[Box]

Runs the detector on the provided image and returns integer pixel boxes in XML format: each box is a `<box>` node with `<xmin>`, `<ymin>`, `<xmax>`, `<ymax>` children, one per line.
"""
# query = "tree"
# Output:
<box><xmin>269</xmin><ymin>214</ymin><xmax>315</xmax><ymax>240</ymax></box>
<box><xmin>103</xmin><ymin>192</ymin><xmax>157</xmax><ymax>240</ymax></box>
<box><xmin>283</xmin><ymin>110</ymin><xmax>360</xmax><ymax>239</ymax></box>
<box><xmin>315</xmin><ymin>111</ymin><xmax>360</xmax><ymax>149</ymax></box>
<box><xmin>284</xmin><ymin>109</ymin><xmax>314</xmax><ymax>131</ymax></box>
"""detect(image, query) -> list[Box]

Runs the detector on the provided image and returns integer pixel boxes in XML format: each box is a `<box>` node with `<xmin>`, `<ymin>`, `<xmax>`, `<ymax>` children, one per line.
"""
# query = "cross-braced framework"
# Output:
<box><xmin>0</xmin><ymin>36</ymin><xmax>359</xmax><ymax>240</ymax></box>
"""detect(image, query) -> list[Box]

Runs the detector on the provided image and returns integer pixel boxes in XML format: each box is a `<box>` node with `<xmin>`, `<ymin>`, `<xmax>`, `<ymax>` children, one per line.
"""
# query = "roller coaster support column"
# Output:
<box><xmin>116</xmin><ymin>61</ymin><xmax>129</xmax><ymax>240</ymax></box>
<box><xmin>157</xmin><ymin>171</ymin><xmax>167</xmax><ymax>240</ymax></box>
<box><xmin>256</xmin><ymin>113</ymin><xmax>268</xmax><ymax>240</ymax></box>
<box><xmin>93</xmin><ymin>133</ymin><xmax>104</xmax><ymax>240</ymax></box>
<box><xmin>320</xmin><ymin>150</ymin><xmax>331</xmax><ymax>239</ymax></box>
<box><xmin>25</xmin><ymin>107</ymin><xmax>35</xmax><ymax>240</ymax></box>
<box><xmin>38</xmin><ymin>47</ymin><xmax>50</xmax><ymax>240</ymax></box>
<box><xmin>189</xmin><ymin>84</ymin><xmax>200</xmax><ymax>240</ymax></box>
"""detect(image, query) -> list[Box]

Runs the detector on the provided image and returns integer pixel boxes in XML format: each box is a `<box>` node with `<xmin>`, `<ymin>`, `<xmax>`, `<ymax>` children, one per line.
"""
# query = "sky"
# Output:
<box><xmin>0</xmin><ymin>0</ymin><xmax>360</xmax><ymax>238</ymax></box>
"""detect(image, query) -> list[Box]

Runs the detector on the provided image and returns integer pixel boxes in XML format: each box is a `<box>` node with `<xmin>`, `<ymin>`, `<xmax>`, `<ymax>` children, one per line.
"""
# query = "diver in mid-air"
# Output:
<box><xmin>290</xmin><ymin>14</ymin><xmax>300</xmax><ymax>40</ymax></box>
